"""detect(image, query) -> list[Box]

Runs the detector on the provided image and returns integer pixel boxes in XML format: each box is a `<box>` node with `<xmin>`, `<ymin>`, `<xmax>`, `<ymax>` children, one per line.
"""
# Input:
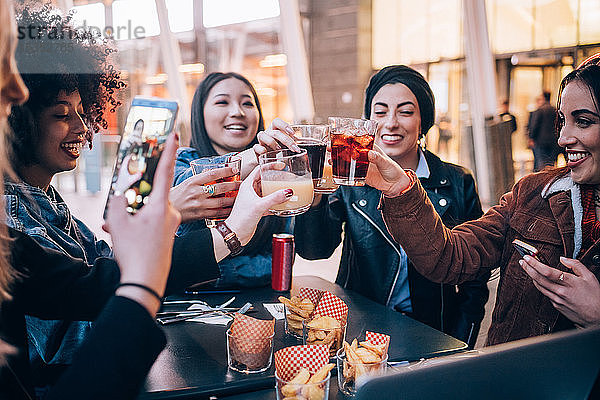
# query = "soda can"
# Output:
<box><xmin>272</xmin><ymin>234</ymin><xmax>295</xmax><ymax>291</ymax></box>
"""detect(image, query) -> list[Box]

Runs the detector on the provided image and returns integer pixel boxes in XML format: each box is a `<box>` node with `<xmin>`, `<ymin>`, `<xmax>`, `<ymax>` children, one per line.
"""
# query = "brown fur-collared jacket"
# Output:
<box><xmin>381</xmin><ymin>167</ymin><xmax>600</xmax><ymax>345</ymax></box>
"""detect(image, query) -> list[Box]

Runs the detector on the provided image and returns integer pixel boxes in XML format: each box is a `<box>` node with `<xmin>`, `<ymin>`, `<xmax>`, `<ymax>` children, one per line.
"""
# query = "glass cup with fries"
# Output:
<box><xmin>302</xmin><ymin>315</ymin><xmax>347</xmax><ymax>358</ymax></box>
<box><xmin>336</xmin><ymin>339</ymin><xmax>389</xmax><ymax>396</ymax></box>
<box><xmin>279</xmin><ymin>295</ymin><xmax>315</xmax><ymax>339</ymax></box>
<box><xmin>275</xmin><ymin>365</ymin><xmax>333</xmax><ymax>400</ymax></box>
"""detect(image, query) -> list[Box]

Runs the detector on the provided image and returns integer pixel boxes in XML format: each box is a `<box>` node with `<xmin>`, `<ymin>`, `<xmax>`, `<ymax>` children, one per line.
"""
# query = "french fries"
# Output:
<box><xmin>279</xmin><ymin>364</ymin><xmax>334</xmax><ymax>400</ymax></box>
<box><xmin>341</xmin><ymin>339</ymin><xmax>387</xmax><ymax>384</ymax></box>
<box><xmin>280</xmin><ymin>296</ymin><xmax>315</xmax><ymax>336</ymax></box>
<box><xmin>304</xmin><ymin>315</ymin><xmax>344</xmax><ymax>358</ymax></box>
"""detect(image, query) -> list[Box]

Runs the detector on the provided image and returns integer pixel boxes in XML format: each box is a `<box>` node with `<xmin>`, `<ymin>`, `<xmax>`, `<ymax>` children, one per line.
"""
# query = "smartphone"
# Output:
<box><xmin>183</xmin><ymin>280</ymin><xmax>241</xmax><ymax>295</ymax></box>
<box><xmin>105</xmin><ymin>97</ymin><xmax>179</xmax><ymax>216</ymax></box>
<box><xmin>512</xmin><ymin>239</ymin><xmax>545</xmax><ymax>263</ymax></box>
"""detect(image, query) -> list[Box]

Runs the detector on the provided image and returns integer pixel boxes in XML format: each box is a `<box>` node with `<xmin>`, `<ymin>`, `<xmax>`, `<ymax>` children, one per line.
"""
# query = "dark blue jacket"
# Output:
<box><xmin>295</xmin><ymin>150</ymin><xmax>490</xmax><ymax>347</ymax></box>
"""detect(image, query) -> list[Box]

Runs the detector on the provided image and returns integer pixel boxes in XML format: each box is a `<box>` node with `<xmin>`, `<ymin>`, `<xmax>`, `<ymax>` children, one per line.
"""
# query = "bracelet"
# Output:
<box><xmin>117</xmin><ymin>283</ymin><xmax>163</xmax><ymax>302</ymax></box>
<box><xmin>215</xmin><ymin>221</ymin><xmax>243</xmax><ymax>256</ymax></box>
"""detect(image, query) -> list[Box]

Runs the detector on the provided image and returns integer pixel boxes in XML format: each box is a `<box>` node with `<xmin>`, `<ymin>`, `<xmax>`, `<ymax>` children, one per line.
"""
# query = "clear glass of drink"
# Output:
<box><xmin>328</xmin><ymin>117</ymin><xmax>378</xmax><ymax>186</ymax></box>
<box><xmin>190</xmin><ymin>155</ymin><xmax>242</xmax><ymax>228</ymax></box>
<box><xmin>259</xmin><ymin>149</ymin><xmax>314</xmax><ymax>216</ymax></box>
<box><xmin>292</xmin><ymin>124</ymin><xmax>338</xmax><ymax>194</ymax></box>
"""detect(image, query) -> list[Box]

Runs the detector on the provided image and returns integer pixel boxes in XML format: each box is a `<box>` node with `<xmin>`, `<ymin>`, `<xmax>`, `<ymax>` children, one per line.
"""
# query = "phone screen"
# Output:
<box><xmin>105</xmin><ymin>97</ymin><xmax>179</xmax><ymax>216</ymax></box>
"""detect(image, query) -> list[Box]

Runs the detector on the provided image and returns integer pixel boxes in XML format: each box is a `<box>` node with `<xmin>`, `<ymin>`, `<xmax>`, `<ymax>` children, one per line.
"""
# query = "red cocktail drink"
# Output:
<box><xmin>329</xmin><ymin>118</ymin><xmax>377</xmax><ymax>186</ymax></box>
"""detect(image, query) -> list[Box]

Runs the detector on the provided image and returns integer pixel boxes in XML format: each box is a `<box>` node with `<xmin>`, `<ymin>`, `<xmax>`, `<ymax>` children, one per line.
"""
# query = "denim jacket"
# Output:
<box><xmin>3</xmin><ymin>181</ymin><xmax>112</xmax><ymax>384</ymax></box>
<box><xmin>174</xmin><ymin>147</ymin><xmax>291</xmax><ymax>288</ymax></box>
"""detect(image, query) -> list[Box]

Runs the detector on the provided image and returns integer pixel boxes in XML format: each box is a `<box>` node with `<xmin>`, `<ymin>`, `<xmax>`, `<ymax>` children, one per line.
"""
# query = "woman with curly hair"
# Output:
<box><xmin>3</xmin><ymin>4</ymin><xmax>126</xmax><ymax>393</ymax></box>
<box><xmin>0</xmin><ymin>4</ymin><xmax>292</xmax><ymax>398</ymax></box>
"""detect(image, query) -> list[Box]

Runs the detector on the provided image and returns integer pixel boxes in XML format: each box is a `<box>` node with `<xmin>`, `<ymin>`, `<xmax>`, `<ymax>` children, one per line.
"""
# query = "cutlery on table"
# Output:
<box><xmin>157</xmin><ymin>301</ymin><xmax>252</xmax><ymax>325</ymax></box>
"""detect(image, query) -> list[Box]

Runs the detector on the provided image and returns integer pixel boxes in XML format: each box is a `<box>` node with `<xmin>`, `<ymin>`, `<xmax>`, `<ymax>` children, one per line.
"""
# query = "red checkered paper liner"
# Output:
<box><xmin>298</xmin><ymin>287</ymin><xmax>324</xmax><ymax>306</ymax></box>
<box><xmin>365</xmin><ymin>331</ymin><xmax>391</xmax><ymax>357</ymax></box>
<box><xmin>313</xmin><ymin>292</ymin><xmax>348</xmax><ymax>325</ymax></box>
<box><xmin>275</xmin><ymin>345</ymin><xmax>329</xmax><ymax>381</ymax></box>
<box><xmin>229</xmin><ymin>314</ymin><xmax>275</xmax><ymax>355</ymax></box>
<box><xmin>230</xmin><ymin>313</ymin><xmax>275</xmax><ymax>338</ymax></box>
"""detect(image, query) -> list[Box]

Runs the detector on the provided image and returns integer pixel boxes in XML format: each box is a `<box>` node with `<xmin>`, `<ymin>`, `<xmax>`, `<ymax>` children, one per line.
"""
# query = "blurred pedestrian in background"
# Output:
<box><xmin>528</xmin><ymin>91</ymin><xmax>559</xmax><ymax>171</ymax></box>
<box><xmin>499</xmin><ymin>99</ymin><xmax>517</xmax><ymax>134</ymax></box>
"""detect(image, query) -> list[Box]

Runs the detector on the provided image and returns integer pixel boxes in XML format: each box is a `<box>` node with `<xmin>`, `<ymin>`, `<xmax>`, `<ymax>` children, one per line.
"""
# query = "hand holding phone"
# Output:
<box><xmin>105</xmin><ymin>97</ymin><xmax>179</xmax><ymax>216</ymax></box>
<box><xmin>512</xmin><ymin>239</ymin><xmax>546</xmax><ymax>264</ymax></box>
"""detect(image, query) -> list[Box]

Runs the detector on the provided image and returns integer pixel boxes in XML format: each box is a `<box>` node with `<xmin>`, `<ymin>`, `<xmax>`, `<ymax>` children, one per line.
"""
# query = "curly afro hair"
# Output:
<box><xmin>8</xmin><ymin>2</ymin><xmax>126</xmax><ymax>168</ymax></box>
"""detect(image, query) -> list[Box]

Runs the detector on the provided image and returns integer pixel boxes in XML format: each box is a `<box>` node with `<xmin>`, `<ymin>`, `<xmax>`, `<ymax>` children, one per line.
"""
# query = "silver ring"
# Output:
<box><xmin>559</xmin><ymin>272</ymin><xmax>565</xmax><ymax>282</ymax></box>
<box><xmin>202</xmin><ymin>184</ymin><xmax>216</xmax><ymax>196</ymax></box>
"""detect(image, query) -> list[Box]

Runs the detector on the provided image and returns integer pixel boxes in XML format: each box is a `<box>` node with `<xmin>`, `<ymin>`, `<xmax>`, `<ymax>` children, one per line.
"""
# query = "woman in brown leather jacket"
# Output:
<box><xmin>365</xmin><ymin>59</ymin><xmax>600</xmax><ymax>346</ymax></box>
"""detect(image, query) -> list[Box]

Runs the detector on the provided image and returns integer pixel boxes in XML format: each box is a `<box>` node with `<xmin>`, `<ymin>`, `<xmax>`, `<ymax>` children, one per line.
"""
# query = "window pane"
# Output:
<box><xmin>113</xmin><ymin>0</ymin><xmax>160</xmax><ymax>39</ymax></box>
<box><xmin>71</xmin><ymin>3</ymin><xmax>105</xmax><ymax>32</ymax></box>
<box><xmin>533</xmin><ymin>0</ymin><xmax>577</xmax><ymax>49</ymax></box>
<box><xmin>428</xmin><ymin>0</ymin><xmax>461</xmax><ymax>60</ymax></box>
<box><xmin>397</xmin><ymin>0</ymin><xmax>429</xmax><ymax>64</ymax></box>
<box><xmin>167</xmin><ymin>0</ymin><xmax>194</xmax><ymax>33</ymax></box>
<box><xmin>580</xmin><ymin>0</ymin><xmax>600</xmax><ymax>44</ymax></box>
<box><xmin>372</xmin><ymin>0</ymin><xmax>402</xmax><ymax>68</ymax></box>
<box><xmin>488</xmin><ymin>0</ymin><xmax>534</xmax><ymax>53</ymax></box>
<box><xmin>202</xmin><ymin>0</ymin><xmax>279</xmax><ymax>28</ymax></box>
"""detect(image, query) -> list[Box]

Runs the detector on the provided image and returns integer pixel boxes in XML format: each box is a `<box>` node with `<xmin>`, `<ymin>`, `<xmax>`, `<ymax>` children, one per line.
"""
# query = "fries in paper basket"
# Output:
<box><xmin>279</xmin><ymin>295</ymin><xmax>315</xmax><ymax>336</ymax></box>
<box><xmin>336</xmin><ymin>332</ymin><xmax>390</xmax><ymax>396</ymax></box>
<box><xmin>280</xmin><ymin>363</ymin><xmax>334</xmax><ymax>400</ymax></box>
<box><xmin>274</xmin><ymin>344</ymin><xmax>333</xmax><ymax>400</ymax></box>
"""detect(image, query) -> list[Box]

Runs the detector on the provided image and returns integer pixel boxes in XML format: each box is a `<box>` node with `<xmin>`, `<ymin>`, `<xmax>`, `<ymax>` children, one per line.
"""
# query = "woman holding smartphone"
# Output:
<box><xmin>366</xmin><ymin>58</ymin><xmax>600</xmax><ymax>345</ymax></box>
<box><xmin>2</xmin><ymin>4</ymin><xmax>292</xmax><ymax>397</ymax></box>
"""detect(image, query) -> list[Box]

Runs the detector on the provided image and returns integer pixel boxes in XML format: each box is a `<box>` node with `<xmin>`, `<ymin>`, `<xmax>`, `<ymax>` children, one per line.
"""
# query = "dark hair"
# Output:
<box><xmin>133</xmin><ymin>119</ymin><xmax>144</xmax><ymax>133</ymax></box>
<box><xmin>556</xmin><ymin>63</ymin><xmax>600</xmax><ymax>132</ymax></box>
<box><xmin>190</xmin><ymin>72</ymin><xmax>265</xmax><ymax>156</ymax></box>
<box><xmin>8</xmin><ymin>3</ymin><xmax>125</xmax><ymax>168</ymax></box>
<box><xmin>543</xmin><ymin>90</ymin><xmax>551</xmax><ymax>102</ymax></box>
<box><xmin>364</xmin><ymin>65</ymin><xmax>435</xmax><ymax>140</ymax></box>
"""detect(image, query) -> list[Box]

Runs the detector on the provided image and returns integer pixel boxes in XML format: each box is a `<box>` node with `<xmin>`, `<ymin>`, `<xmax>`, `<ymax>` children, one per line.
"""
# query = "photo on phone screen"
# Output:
<box><xmin>104</xmin><ymin>97</ymin><xmax>179</xmax><ymax>216</ymax></box>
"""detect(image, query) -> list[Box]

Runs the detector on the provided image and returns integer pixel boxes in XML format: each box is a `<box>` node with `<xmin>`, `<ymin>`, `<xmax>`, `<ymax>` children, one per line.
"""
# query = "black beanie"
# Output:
<box><xmin>364</xmin><ymin>65</ymin><xmax>435</xmax><ymax>137</ymax></box>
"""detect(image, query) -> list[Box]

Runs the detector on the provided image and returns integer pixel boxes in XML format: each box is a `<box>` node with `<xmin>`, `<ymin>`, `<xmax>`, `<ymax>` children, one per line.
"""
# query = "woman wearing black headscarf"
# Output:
<box><xmin>173</xmin><ymin>72</ymin><xmax>293</xmax><ymax>288</ymax></box>
<box><xmin>294</xmin><ymin>65</ymin><xmax>490</xmax><ymax>348</ymax></box>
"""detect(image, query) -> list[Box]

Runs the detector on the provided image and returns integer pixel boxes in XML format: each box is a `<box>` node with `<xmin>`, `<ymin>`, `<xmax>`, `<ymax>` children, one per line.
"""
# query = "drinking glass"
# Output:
<box><xmin>190</xmin><ymin>155</ymin><xmax>241</xmax><ymax>228</ymax></box>
<box><xmin>275</xmin><ymin>370</ymin><xmax>331</xmax><ymax>400</ymax></box>
<box><xmin>328</xmin><ymin>117</ymin><xmax>378</xmax><ymax>186</ymax></box>
<box><xmin>226</xmin><ymin>329</ymin><xmax>274</xmax><ymax>374</ymax></box>
<box><xmin>259</xmin><ymin>149</ymin><xmax>314</xmax><ymax>216</ymax></box>
<box><xmin>302</xmin><ymin>319</ymin><xmax>347</xmax><ymax>359</ymax></box>
<box><xmin>336</xmin><ymin>347</ymin><xmax>388</xmax><ymax>396</ymax></box>
<box><xmin>292</xmin><ymin>124</ymin><xmax>338</xmax><ymax>194</ymax></box>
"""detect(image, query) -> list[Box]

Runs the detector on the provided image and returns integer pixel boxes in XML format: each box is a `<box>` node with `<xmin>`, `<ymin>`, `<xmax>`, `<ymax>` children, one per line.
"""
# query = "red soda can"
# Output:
<box><xmin>272</xmin><ymin>234</ymin><xmax>295</xmax><ymax>291</ymax></box>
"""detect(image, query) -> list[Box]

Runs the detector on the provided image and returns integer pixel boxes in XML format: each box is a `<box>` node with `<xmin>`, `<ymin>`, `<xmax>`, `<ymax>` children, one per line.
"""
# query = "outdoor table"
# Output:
<box><xmin>140</xmin><ymin>276</ymin><xmax>467</xmax><ymax>399</ymax></box>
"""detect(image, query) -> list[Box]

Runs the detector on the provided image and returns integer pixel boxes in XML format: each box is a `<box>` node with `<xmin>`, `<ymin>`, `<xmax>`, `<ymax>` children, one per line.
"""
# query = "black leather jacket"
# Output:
<box><xmin>295</xmin><ymin>150</ymin><xmax>490</xmax><ymax>347</ymax></box>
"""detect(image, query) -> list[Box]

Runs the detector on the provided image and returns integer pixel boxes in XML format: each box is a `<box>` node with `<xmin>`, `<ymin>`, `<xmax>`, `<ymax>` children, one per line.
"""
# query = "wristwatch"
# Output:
<box><xmin>215</xmin><ymin>221</ymin><xmax>243</xmax><ymax>256</ymax></box>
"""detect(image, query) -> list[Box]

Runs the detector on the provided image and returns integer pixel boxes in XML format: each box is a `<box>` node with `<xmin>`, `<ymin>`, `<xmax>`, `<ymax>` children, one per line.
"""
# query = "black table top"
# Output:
<box><xmin>140</xmin><ymin>276</ymin><xmax>466</xmax><ymax>399</ymax></box>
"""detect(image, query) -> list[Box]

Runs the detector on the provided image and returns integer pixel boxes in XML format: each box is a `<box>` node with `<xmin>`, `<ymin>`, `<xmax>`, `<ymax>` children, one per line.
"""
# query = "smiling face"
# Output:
<box><xmin>203</xmin><ymin>77</ymin><xmax>259</xmax><ymax>155</ymax></box>
<box><xmin>371</xmin><ymin>83</ymin><xmax>421</xmax><ymax>169</ymax></box>
<box><xmin>23</xmin><ymin>90</ymin><xmax>88</xmax><ymax>188</ymax></box>
<box><xmin>557</xmin><ymin>80</ymin><xmax>600</xmax><ymax>185</ymax></box>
